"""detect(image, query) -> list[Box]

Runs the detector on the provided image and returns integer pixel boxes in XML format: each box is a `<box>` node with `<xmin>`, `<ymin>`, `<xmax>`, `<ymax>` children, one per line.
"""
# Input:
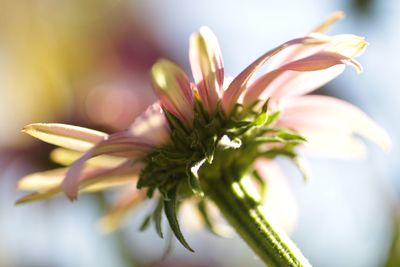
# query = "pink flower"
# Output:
<box><xmin>18</xmin><ymin>102</ymin><xmax>169</xmax><ymax>202</ymax></box>
<box><xmin>17</xmin><ymin>11</ymin><xmax>390</xmax><ymax>237</ymax></box>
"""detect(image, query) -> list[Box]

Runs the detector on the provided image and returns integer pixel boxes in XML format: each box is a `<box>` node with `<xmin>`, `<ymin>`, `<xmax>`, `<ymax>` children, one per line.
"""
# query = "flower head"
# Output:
<box><xmin>17</xmin><ymin>12</ymin><xmax>390</xmax><ymax>254</ymax></box>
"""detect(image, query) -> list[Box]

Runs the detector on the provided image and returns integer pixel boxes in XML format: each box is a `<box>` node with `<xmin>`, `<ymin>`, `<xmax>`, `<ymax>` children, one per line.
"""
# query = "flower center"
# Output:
<box><xmin>138</xmin><ymin>100</ymin><xmax>305</xmax><ymax>200</ymax></box>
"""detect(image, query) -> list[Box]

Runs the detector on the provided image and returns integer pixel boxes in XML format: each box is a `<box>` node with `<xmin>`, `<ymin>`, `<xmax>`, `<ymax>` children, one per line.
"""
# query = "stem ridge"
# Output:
<box><xmin>202</xmin><ymin>175</ymin><xmax>311</xmax><ymax>267</ymax></box>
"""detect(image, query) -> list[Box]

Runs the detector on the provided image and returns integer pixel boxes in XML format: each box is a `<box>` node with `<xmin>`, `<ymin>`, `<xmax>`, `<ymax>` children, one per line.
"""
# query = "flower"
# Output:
<box><xmin>17</xmin><ymin>12</ymin><xmax>390</xmax><ymax>260</ymax></box>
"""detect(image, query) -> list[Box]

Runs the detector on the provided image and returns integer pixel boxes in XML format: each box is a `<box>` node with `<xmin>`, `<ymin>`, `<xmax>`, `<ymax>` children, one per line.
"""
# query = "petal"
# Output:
<box><xmin>18</xmin><ymin>168</ymin><xmax>67</xmax><ymax>191</ymax></box>
<box><xmin>22</xmin><ymin>123</ymin><xmax>108</xmax><ymax>152</ymax></box>
<box><xmin>278</xmin><ymin>95</ymin><xmax>391</xmax><ymax>153</ymax></box>
<box><xmin>267</xmin><ymin>32</ymin><xmax>366</xmax><ymax>73</ymax></box>
<box><xmin>243</xmin><ymin>51</ymin><xmax>361</xmax><ymax>107</ymax></box>
<box><xmin>50</xmin><ymin>148</ymin><xmax>126</xmax><ymax>168</ymax></box>
<box><xmin>267</xmin><ymin>11</ymin><xmax>346</xmax><ymax>71</ymax></box>
<box><xmin>296</xmin><ymin>129</ymin><xmax>368</xmax><ymax>159</ymax></box>
<box><xmin>128</xmin><ymin>102</ymin><xmax>170</xmax><ymax>146</ymax></box>
<box><xmin>151</xmin><ymin>59</ymin><xmax>194</xmax><ymax>127</ymax></box>
<box><xmin>221</xmin><ymin>35</ymin><xmax>329</xmax><ymax>114</ymax></box>
<box><xmin>62</xmin><ymin>133</ymin><xmax>152</xmax><ymax>200</ymax></box>
<box><xmin>16</xmin><ymin>161</ymin><xmax>141</xmax><ymax>204</ymax></box>
<box><xmin>311</xmin><ymin>11</ymin><xmax>345</xmax><ymax>33</ymax></box>
<box><xmin>97</xmin><ymin>186</ymin><xmax>146</xmax><ymax>233</ymax></box>
<box><xmin>189</xmin><ymin>27</ymin><xmax>224</xmax><ymax>113</ymax></box>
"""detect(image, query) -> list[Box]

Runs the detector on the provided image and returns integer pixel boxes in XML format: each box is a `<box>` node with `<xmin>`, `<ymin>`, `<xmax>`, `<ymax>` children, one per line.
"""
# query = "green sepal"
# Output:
<box><xmin>261</xmin><ymin>98</ymin><xmax>270</xmax><ymax>113</ymax></box>
<box><xmin>252</xmin><ymin>169</ymin><xmax>267</xmax><ymax>199</ymax></box>
<box><xmin>265</xmin><ymin>111</ymin><xmax>280</xmax><ymax>126</ymax></box>
<box><xmin>204</xmin><ymin>135</ymin><xmax>217</xmax><ymax>163</ymax></box>
<box><xmin>253</xmin><ymin>136</ymin><xmax>284</xmax><ymax>144</ymax></box>
<box><xmin>186</xmin><ymin>159</ymin><xmax>206</xmax><ymax>196</ymax></box>
<box><xmin>276</xmin><ymin>130</ymin><xmax>307</xmax><ymax>143</ymax></box>
<box><xmin>164</xmin><ymin>109</ymin><xmax>188</xmax><ymax>133</ymax></box>
<box><xmin>260</xmin><ymin>147</ymin><xmax>297</xmax><ymax>159</ymax></box>
<box><xmin>162</xmin><ymin>228</ymin><xmax>174</xmax><ymax>260</ymax></box>
<box><xmin>293</xmin><ymin>157</ymin><xmax>310</xmax><ymax>182</ymax></box>
<box><xmin>139</xmin><ymin>213</ymin><xmax>152</xmax><ymax>231</ymax></box>
<box><xmin>164</xmin><ymin>186</ymin><xmax>194</xmax><ymax>252</ymax></box>
<box><xmin>153</xmin><ymin>198</ymin><xmax>164</xmax><ymax>238</ymax></box>
<box><xmin>218</xmin><ymin>135</ymin><xmax>242</xmax><ymax>149</ymax></box>
<box><xmin>253</xmin><ymin>112</ymin><xmax>268</xmax><ymax>127</ymax></box>
<box><xmin>198</xmin><ymin>200</ymin><xmax>231</xmax><ymax>238</ymax></box>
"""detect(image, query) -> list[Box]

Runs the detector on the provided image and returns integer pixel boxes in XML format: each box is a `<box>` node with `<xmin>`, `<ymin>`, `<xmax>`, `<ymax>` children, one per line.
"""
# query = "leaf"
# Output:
<box><xmin>153</xmin><ymin>198</ymin><xmax>164</xmax><ymax>238</ymax></box>
<box><xmin>22</xmin><ymin>123</ymin><xmax>107</xmax><ymax>152</ymax></box>
<box><xmin>164</xmin><ymin>187</ymin><xmax>194</xmax><ymax>252</ymax></box>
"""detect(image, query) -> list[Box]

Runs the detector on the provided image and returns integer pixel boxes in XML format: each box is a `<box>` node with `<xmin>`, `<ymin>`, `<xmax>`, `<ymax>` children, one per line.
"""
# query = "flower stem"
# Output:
<box><xmin>201</xmin><ymin>175</ymin><xmax>311</xmax><ymax>267</ymax></box>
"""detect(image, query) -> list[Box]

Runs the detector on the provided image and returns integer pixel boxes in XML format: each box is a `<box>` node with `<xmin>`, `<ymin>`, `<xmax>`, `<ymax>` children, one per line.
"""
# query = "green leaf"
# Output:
<box><xmin>164</xmin><ymin>187</ymin><xmax>194</xmax><ymax>252</ymax></box>
<box><xmin>153</xmin><ymin>198</ymin><xmax>164</xmax><ymax>238</ymax></box>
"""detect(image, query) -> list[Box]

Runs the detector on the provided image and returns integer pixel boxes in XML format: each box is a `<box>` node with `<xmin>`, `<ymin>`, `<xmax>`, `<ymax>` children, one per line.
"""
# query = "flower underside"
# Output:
<box><xmin>138</xmin><ymin>99</ymin><xmax>306</xmax><ymax>251</ymax></box>
<box><xmin>17</xmin><ymin>12</ymin><xmax>391</xmax><ymax>266</ymax></box>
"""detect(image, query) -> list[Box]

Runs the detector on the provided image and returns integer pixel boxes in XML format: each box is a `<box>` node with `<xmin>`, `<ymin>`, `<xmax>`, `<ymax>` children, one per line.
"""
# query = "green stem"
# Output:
<box><xmin>202</xmin><ymin>175</ymin><xmax>311</xmax><ymax>267</ymax></box>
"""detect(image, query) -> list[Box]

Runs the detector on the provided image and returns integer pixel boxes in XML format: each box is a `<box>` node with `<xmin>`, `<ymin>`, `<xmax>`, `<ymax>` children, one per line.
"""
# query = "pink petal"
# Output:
<box><xmin>22</xmin><ymin>123</ymin><xmax>108</xmax><ymax>151</ymax></box>
<box><xmin>62</xmin><ymin>133</ymin><xmax>152</xmax><ymax>200</ymax></box>
<box><xmin>189</xmin><ymin>27</ymin><xmax>224</xmax><ymax>114</ymax></box>
<box><xmin>243</xmin><ymin>51</ymin><xmax>360</xmax><ymax>107</ymax></box>
<box><xmin>221</xmin><ymin>36</ymin><xmax>328</xmax><ymax>114</ymax></box>
<box><xmin>278</xmin><ymin>95</ymin><xmax>391</xmax><ymax>156</ymax></box>
<box><xmin>16</xmin><ymin>161</ymin><xmax>141</xmax><ymax>204</ymax></box>
<box><xmin>128</xmin><ymin>102</ymin><xmax>170</xmax><ymax>146</ymax></box>
<box><xmin>295</xmin><ymin>129</ymin><xmax>368</xmax><ymax>159</ymax></box>
<box><xmin>267</xmin><ymin>10</ymin><xmax>357</xmax><ymax>71</ymax></box>
<box><xmin>151</xmin><ymin>59</ymin><xmax>194</xmax><ymax>127</ymax></box>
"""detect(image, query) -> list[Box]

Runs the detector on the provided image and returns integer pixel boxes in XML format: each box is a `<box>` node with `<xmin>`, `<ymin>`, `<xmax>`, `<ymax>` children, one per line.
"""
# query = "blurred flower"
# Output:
<box><xmin>17</xmin><ymin>12</ymin><xmax>390</xmax><ymax>263</ymax></box>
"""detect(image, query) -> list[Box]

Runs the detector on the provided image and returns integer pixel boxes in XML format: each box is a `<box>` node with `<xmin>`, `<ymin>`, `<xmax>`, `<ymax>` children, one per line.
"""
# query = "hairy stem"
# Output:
<box><xmin>202</xmin><ymin>175</ymin><xmax>311</xmax><ymax>267</ymax></box>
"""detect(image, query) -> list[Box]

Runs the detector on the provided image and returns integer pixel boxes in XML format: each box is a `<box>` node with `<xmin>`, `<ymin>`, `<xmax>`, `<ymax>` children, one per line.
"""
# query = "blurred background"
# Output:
<box><xmin>1</xmin><ymin>0</ymin><xmax>399</xmax><ymax>266</ymax></box>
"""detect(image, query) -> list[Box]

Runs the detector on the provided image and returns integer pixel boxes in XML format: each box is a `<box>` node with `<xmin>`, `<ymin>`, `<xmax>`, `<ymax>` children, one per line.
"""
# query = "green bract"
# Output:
<box><xmin>137</xmin><ymin>100</ymin><xmax>306</xmax><ymax>251</ymax></box>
